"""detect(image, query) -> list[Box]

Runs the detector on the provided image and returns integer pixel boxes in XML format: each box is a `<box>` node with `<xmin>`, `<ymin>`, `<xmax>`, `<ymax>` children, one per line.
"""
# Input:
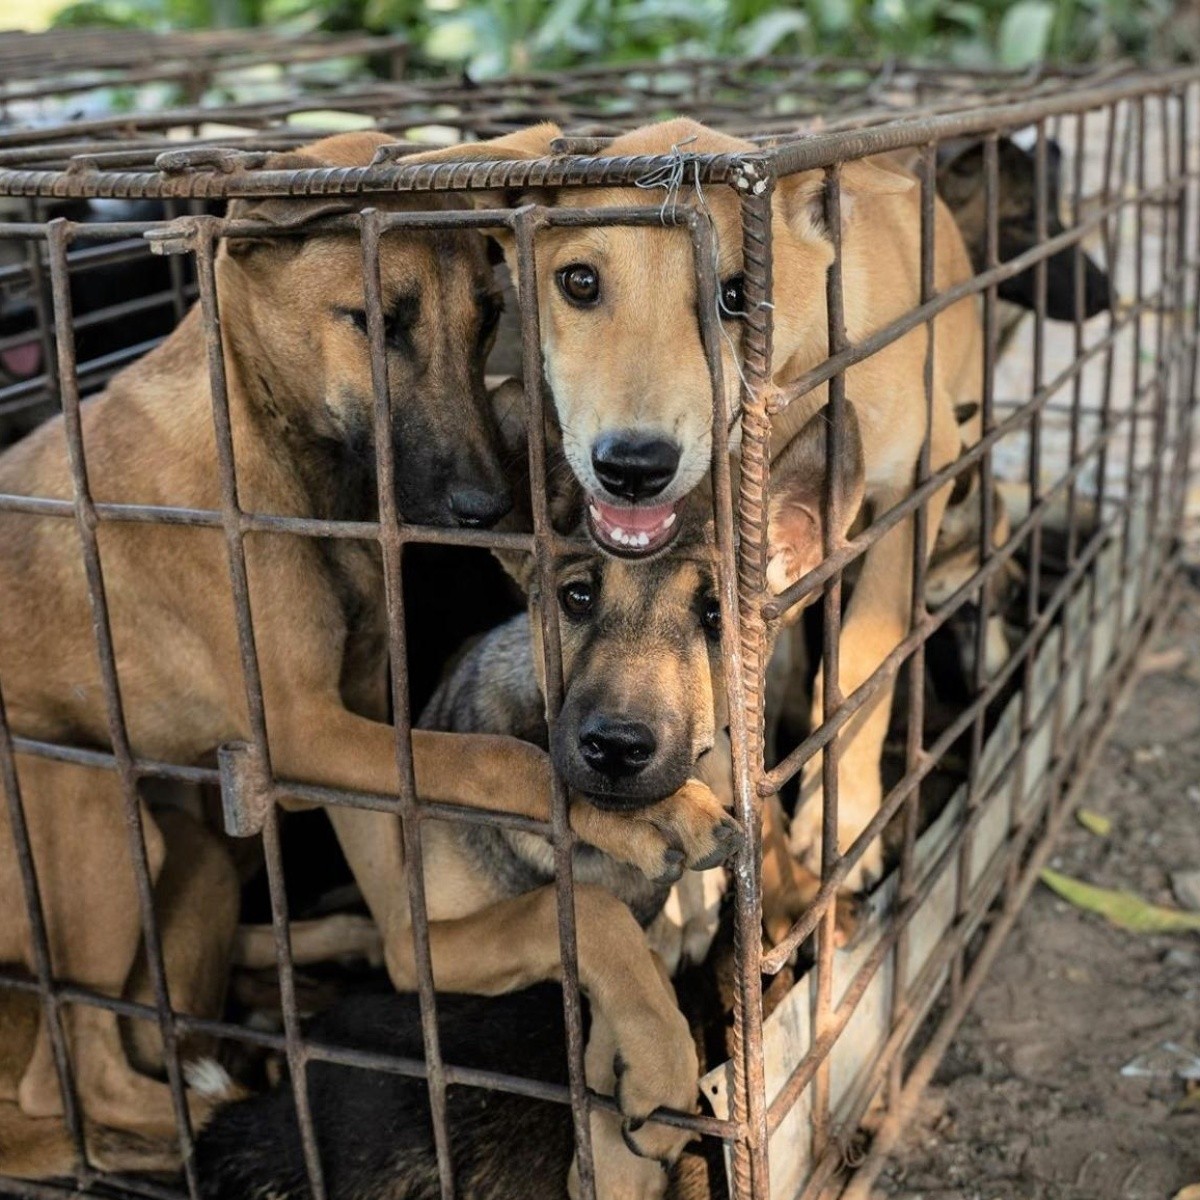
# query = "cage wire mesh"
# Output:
<box><xmin>0</xmin><ymin>51</ymin><xmax>1196</xmax><ymax>1200</ymax></box>
<box><xmin>0</xmin><ymin>28</ymin><xmax>410</xmax><ymax>123</ymax></box>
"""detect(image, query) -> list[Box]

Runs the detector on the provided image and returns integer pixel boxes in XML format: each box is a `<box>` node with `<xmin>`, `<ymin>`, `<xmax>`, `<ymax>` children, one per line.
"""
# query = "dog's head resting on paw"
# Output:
<box><xmin>494</xmin><ymin>398</ymin><xmax>863</xmax><ymax>807</ymax></box>
<box><xmin>409</xmin><ymin>120</ymin><xmax>908</xmax><ymax>557</ymax></box>
<box><xmin>218</xmin><ymin>131</ymin><xmax>511</xmax><ymax>529</ymax></box>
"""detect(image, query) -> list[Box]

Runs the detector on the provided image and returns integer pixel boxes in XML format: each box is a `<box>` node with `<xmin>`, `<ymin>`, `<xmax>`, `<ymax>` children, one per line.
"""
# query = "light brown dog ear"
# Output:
<box><xmin>766</xmin><ymin>402</ymin><xmax>865</xmax><ymax>595</ymax></box>
<box><xmin>779</xmin><ymin>157</ymin><xmax>915</xmax><ymax>242</ymax></box>
<box><xmin>400</xmin><ymin>124</ymin><xmax>563</xmax><ymax>212</ymax></box>
<box><xmin>226</xmin><ymin>132</ymin><xmax>395</xmax><ymax>253</ymax></box>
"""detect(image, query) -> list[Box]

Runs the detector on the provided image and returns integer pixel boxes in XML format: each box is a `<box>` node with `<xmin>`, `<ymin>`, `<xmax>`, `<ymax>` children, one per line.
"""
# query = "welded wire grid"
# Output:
<box><xmin>0</xmin><ymin>59</ymin><xmax>1195</xmax><ymax>1200</ymax></box>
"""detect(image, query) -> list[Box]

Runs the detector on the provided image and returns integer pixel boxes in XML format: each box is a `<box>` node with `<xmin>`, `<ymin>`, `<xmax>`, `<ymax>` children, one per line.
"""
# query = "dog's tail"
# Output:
<box><xmin>184</xmin><ymin>1057</ymin><xmax>248</xmax><ymax>1104</ymax></box>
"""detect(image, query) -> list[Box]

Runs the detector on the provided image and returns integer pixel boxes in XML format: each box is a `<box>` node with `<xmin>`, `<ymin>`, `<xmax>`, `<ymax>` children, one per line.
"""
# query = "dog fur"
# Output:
<box><xmin>0</xmin><ymin>130</ymin><xmax>733</xmax><ymax>1153</ymax></box>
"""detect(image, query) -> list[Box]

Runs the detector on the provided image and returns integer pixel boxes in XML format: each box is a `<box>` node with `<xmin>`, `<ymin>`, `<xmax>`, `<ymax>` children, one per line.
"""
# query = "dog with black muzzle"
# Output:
<box><xmin>0</xmin><ymin>130</ymin><xmax>734</xmax><ymax>1152</ymax></box>
<box><xmin>934</xmin><ymin>134</ymin><xmax>1112</xmax><ymax>351</ymax></box>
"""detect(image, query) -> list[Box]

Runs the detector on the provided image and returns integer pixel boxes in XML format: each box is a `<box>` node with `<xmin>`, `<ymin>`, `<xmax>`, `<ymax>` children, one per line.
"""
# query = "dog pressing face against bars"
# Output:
<box><xmin>0</xmin><ymin>130</ymin><xmax>736</xmax><ymax>1151</ymax></box>
<box><xmin>413</xmin><ymin>120</ymin><xmax>983</xmax><ymax>889</ymax></box>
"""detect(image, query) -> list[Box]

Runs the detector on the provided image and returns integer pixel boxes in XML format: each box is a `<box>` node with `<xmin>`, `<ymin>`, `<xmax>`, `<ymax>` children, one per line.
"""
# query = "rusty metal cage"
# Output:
<box><xmin>0</xmin><ymin>28</ymin><xmax>409</xmax><ymax>120</ymax></box>
<box><xmin>0</xmin><ymin>55</ymin><xmax>1196</xmax><ymax>1200</ymax></box>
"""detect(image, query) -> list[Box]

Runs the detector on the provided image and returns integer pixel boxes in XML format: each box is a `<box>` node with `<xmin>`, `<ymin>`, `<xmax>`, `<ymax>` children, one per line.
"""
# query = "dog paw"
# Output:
<box><xmin>571</xmin><ymin>782</ymin><xmax>742</xmax><ymax>882</ymax></box>
<box><xmin>636</xmin><ymin>780</ymin><xmax>744</xmax><ymax>874</ymax></box>
<box><xmin>763</xmin><ymin>856</ymin><xmax>865</xmax><ymax>952</ymax></box>
<box><xmin>610</xmin><ymin>1015</ymin><xmax>698</xmax><ymax>1165</ymax></box>
<box><xmin>833</xmin><ymin>890</ymin><xmax>865</xmax><ymax>948</ymax></box>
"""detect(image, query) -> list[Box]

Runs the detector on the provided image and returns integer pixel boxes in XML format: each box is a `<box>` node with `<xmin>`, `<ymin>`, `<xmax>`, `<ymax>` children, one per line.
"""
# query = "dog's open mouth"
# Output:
<box><xmin>586</xmin><ymin>496</ymin><xmax>681</xmax><ymax>558</ymax></box>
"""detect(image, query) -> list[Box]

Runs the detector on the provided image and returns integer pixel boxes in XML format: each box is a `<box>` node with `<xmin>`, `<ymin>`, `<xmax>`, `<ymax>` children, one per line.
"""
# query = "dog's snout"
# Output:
<box><xmin>591</xmin><ymin>434</ymin><xmax>680</xmax><ymax>502</ymax></box>
<box><xmin>578</xmin><ymin>715</ymin><xmax>657</xmax><ymax>779</ymax></box>
<box><xmin>447</xmin><ymin>484</ymin><xmax>513</xmax><ymax>529</ymax></box>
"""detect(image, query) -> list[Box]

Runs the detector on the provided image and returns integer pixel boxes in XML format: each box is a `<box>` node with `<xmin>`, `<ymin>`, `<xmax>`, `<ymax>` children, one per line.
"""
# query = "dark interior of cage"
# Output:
<box><xmin>0</xmin><ymin>70</ymin><xmax>1183</xmax><ymax>1200</ymax></box>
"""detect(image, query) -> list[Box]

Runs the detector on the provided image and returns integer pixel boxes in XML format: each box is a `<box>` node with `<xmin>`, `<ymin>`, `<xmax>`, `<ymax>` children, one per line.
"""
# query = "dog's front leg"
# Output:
<box><xmin>372</xmin><ymin>881</ymin><xmax>699</xmax><ymax>1171</ymax></box>
<box><xmin>269</xmin><ymin>704</ymin><xmax>739</xmax><ymax>882</ymax></box>
<box><xmin>570</xmin><ymin>984</ymin><xmax>677</xmax><ymax>1200</ymax></box>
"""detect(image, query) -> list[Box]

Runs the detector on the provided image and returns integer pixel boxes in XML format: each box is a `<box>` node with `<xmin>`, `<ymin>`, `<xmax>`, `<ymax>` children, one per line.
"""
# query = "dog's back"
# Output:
<box><xmin>194</xmin><ymin>986</ymin><xmax>578</xmax><ymax>1200</ymax></box>
<box><xmin>194</xmin><ymin>984</ymin><xmax>728</xmax><ymax>1200</ymax></box>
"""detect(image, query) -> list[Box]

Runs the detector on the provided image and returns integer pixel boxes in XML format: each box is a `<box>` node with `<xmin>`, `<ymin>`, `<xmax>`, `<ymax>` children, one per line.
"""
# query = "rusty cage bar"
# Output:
<box><xmin>0</xmin><ymin>54</ymin><xmax>1196</xmax><ymax>1200</ymax></box>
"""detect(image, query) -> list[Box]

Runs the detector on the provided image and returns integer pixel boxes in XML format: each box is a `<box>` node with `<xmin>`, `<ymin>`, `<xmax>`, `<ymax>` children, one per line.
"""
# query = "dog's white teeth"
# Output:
<box><xmin>636</xmin><ymin>532</ymin><xmax>650</xmax><ymax>547</ymax></box>
<box><xmin>612</xmin><ymin>527</ymin><xmax>625</xmax><ymax>541</ymax></box>
<box><xmin>589</xmin><ymin>503</ymin><xmax>601</xmax><ymax>521</ymax></box>
<box><xmin>663</xmin><ymin>512</ymin><xmax>677</xmax><ymax>529</ymax></box>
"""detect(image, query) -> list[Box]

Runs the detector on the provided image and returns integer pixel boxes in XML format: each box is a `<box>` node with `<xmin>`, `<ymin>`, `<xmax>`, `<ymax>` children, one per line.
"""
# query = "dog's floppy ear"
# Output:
<box><xmin>400</xmin><ymin>124</ymin><xmax>563</xmax><ymax>224</ymax></box>
<box><xmin>779</xmin><ymin>157</ymin><xmax>914</xmax><ymax>243</ymax></box>
<box><xmin>766</xmin><ymin>402</ymin><xmax>866</xmax><ymax>595</ymax></box>
<box><xmin>226</xmin><ymin>131</ymin><xmax>394</xmax><ymax>254</ymax></box>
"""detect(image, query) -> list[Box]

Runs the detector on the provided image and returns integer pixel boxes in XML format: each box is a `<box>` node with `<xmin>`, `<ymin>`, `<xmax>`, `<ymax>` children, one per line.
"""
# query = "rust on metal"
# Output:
<box><xmin>0</xmin><ymin>49</ymin><xmax>1196</xmax><ymax>1200</ymax></box>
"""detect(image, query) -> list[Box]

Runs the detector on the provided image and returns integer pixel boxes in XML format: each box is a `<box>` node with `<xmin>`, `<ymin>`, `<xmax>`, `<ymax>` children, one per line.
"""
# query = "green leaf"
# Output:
<box><xmin>425</xmin><ymin>12</ymin><xmax>487</xmax><ymax>60</ymax></box>
<box><xmin>735</xmin><ymin>10</ymin><xmax>811</xmax><ymax>57</ymax></box>
<box><xmin>812</xmin><ymin>0</ymin><xmax>853</xmax><ymax>33</ymax></box>
<box><xmin>1075</xmin><ymin>808</ymin><xmax>1112</xmax><ymax>837</ymax></box>
<box><xmin>1041</xmin><ymin>868</ymin><xmax>1200</xmax><ymax>934</ymax></box>
<box><xmin>998</xmin><ymin>0</ymin><xmax>1055</xmax><ymax>67</ymax></box>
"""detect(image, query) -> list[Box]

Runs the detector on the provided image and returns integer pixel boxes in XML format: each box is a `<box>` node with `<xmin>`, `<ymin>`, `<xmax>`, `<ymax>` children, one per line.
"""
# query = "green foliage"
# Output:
<box><xmin>51</xmin><ymin>0</ymin><xmax>1186</xmax><ymax>71</ymax></box>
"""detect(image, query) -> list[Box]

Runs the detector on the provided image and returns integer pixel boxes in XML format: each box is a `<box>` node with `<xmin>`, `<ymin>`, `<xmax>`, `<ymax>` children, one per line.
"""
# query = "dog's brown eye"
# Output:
<box><xmin>559</xmin><ymin>579</ymin><xmax>594</xmax><ymax>618</ymax></box>
<box><xmin>557</xmin><ymin>263</ymin><xmax>600</xmax><ymax>307</ymax></box>
<box><xmin>720</xmin><ymin>274</ymin><xmax>745</xmax><ymax>318</ymax></box>
<box><xmin>702</xmin><ymin>597</ymin><xmax>722</xmax><ymax>639</ymax></box>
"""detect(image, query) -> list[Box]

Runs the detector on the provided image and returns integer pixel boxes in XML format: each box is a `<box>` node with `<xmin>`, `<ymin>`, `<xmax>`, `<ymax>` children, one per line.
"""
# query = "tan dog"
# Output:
<box><xmin>412</xmin><ymin>120</ymin><xmax>982</xmax><ymax>889</ymax></box>
<box><xmin>0</xmin><ymin>130</ymin><xmax>733</xmax><ymax>1144</ymax></box>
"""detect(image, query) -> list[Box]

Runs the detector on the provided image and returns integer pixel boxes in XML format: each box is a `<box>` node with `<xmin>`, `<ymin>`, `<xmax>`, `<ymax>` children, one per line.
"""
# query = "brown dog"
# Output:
<box><xmin>186</xmin><ymin>394</ymin><xmax>862</xmax><ymax>1200</ymax></box>
<box><xmin>0</xmin><ymin>130</ymin><xmax>733</xmax><ymax>1144</ymax></box>
<box><xmin>412</xmin><ymin>120</ymin><xmax>982</xmax><ymax>889</ymax></box>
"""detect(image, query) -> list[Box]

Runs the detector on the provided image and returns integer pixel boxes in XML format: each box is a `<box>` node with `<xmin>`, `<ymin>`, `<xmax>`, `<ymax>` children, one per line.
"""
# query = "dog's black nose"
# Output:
<box><xmin>591</xmin><ymin>435</ymin><xmax>680</xmax><ymax>502</ymax></box>
<box><xmin>448</xmin><ymin>485</ymin><xmax>512</xmax><ymax>529</ymax></box>
<box><xmin>578</xmin><ymin>716</ymin><xmax>657</xmax><ymax>779</ymax></box>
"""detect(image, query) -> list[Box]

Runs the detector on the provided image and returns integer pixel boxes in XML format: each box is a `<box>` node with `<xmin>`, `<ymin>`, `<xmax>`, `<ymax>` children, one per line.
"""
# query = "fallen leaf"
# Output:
<box><xmin>1076</xmin><ymin>808</ymin><xmax>1112</xmax><ymax>837</ymax></box>
<box><xmin>1171</xmin><ymin>1186</ymin><xmax>1200</xmax><ymax>1200</ymax></box>
<box><xmin>1040</xmin><ymin>869</ymin><xmax>1200</xmax><ymax>934</ymax></box>
<box><xmin>1121</xmin><ymin>1042</ymin><xmax>1200</xmax><ymax>1080</ymax></box>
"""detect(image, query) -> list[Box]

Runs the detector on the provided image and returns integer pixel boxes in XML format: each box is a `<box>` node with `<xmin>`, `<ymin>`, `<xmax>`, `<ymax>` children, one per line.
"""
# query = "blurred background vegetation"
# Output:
<box><xmin>11</xmin><ymin>0</ymin><xmax>1194</xmax><ymax>77</ymax></box>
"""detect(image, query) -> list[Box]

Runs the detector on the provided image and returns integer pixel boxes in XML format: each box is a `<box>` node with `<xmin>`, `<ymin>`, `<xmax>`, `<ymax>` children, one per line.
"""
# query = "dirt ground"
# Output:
<box><xmin>876</xmin><ymin>576</ymin><xmax>1200</xmax><ymax>1200</ymax></box>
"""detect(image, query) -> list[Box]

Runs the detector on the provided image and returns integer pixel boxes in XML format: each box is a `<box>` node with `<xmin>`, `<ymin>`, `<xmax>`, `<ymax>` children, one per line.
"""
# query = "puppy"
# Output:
<box><xmin>191</xmin><ymin>395</ymin><xmax>864</xmax><ymax>1200</ymax></box>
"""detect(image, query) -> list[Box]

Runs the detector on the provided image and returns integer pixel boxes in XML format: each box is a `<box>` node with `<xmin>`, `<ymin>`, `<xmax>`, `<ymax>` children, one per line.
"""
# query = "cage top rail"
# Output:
<box><xmin>0</xmin><ymin>59</ymin><xmax>1194</xmax><ymax>201</ymax></box>
<box><xmin>0</xmin><ymin>28</ymin><xmax>409</xmax><ymax>105</ymax></box>
<box><xmin>0</xmin><ymin>59</ymin><xmax>1185</xmax><ymax>200</ymax></box>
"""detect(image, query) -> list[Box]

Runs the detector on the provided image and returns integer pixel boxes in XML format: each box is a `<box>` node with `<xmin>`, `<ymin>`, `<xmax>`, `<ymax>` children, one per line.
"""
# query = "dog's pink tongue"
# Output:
<box><xmin>1</xmin><ymin>341</ymin><xmax>41</xmax><ymax>379</ymax></box>
<box><xmin>591</xmin><ymin>498</ymin><xmax>674</xmax><ymax>534</ymax></box>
